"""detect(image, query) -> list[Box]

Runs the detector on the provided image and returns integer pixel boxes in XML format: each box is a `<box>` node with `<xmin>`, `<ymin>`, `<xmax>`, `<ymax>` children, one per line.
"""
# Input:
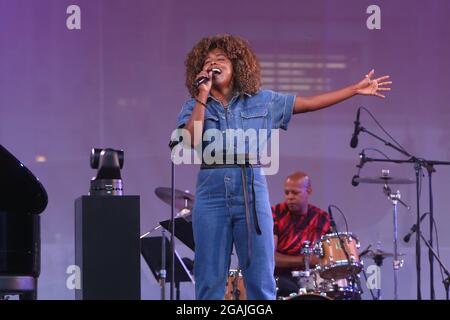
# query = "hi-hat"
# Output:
<box><xmin>155</xmin><ymin>187</ymin><xmax>194</xmax><ymax>210</ymax></box>
<box><xmin>354</xmin><ymin>176</ymin><xmax>415</xmax><ymax>185</ymax></box>
<box><xmin>363</xmin><ymin>249</ymin><xmax>406</xmax><ymax>259</ymax></box>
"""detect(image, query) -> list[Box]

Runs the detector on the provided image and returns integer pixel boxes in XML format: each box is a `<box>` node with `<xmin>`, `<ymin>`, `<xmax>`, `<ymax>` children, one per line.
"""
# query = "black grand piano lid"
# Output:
<box><xmin>0</xmin><ymin>144</ymin><xmax>48</xmax><ymax>215</ymax></box>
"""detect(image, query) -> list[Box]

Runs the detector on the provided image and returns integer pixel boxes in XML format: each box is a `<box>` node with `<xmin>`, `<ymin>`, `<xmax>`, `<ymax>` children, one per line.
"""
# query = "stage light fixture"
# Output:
<box><xmin>89</xmin><ymin>148</ymin><xmax>124</xmax><ymax>195</ymax></box>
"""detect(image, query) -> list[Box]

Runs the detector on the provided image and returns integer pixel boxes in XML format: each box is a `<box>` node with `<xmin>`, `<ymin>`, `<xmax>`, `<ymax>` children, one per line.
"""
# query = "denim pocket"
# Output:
<box><xmin>240</xmin><ymin>105</ymin><xmax>268</xmax><ymax>131</ymax></box>
<box><xmin>203</xmin><ymin>113</ymin><xmax>220</xmax><ymax>131</ymax></box>
<box><xmin>196</xmin><ymin>169</ymin><xmax>214</xmax><ymax>190</ymax></box>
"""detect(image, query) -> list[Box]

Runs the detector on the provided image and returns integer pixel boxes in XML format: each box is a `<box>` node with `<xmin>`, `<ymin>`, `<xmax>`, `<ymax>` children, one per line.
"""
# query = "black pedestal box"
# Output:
<box><xmin>75</xmin><ymin>195</ymin><xmax>140</xmax><ymax>300</ymax></box>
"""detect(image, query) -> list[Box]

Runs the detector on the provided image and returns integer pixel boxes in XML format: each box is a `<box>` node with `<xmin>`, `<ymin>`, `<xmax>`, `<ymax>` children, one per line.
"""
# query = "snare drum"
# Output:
<box><xmin>224</xmin><ymin>269</ymin><xmax>246</xmax><ymax>300</ymax></box>
<box><xmin>318</xmin><ymin>232</ymin><xmax>363</xmax><ymax>279</ymax></box>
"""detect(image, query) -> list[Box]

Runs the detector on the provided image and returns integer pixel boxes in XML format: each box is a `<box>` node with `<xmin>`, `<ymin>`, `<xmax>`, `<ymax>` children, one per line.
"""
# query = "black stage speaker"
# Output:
<box><xmin>75</xmin><ymin>195</ymin><xmax>140</xmax><ymax>300</ymax></box>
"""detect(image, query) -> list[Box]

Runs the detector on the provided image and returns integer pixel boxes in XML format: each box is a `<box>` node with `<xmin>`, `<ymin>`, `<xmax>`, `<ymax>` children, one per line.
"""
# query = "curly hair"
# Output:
<box><xmin>185</xmin><ymin>34</ymin><xmax>261</xmax><ymax>97</ymax></box>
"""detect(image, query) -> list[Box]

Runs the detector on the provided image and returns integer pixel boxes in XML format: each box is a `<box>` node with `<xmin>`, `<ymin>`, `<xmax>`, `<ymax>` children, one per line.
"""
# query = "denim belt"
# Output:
<box><xmin>200</xmin><ymin>162</ymin><xmax>262</xmax><ymax>269</ymax></box>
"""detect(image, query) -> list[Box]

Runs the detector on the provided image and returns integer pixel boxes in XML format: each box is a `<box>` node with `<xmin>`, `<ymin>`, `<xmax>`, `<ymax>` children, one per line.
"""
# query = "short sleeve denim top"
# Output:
<box><xmin>176</xmin><ymin>89</ymin><xmax>295</xmax><ymax>163</ymax></box>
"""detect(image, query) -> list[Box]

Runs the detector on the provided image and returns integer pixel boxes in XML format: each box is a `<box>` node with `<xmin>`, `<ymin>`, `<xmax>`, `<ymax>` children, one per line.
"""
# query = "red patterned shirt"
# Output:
<box><xmin>272</xmin><ymin>202</ymin><xmax>331</xmax><ymax>256</ymax></box>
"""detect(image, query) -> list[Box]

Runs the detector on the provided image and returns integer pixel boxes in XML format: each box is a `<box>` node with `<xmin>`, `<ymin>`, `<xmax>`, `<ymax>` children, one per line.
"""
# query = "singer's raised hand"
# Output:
<box><xmin>293</xmin><ymin>69</ymin><xmax>392</xmax><ymax>114</ymax></box>
<box><xmin>356</xmin><ymin>69</ymin><xmax>392</xmax><ymax>98</ymax></box>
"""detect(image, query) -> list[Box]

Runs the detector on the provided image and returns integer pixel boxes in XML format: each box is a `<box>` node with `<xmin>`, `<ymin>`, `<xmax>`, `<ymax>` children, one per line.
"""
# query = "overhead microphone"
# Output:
<box><xmin>359</xmin><ymin>244</ymin><xmax>372</xmax><ymax>258</ymax></box>
<box><xmin>403</xmin><ymin>212</ymin><xmax>429</xmax><ymax>243</ymax></box>
<box><xmin>350</xmin><ymin>107</ymin><xmax>362</xmax><ymax>149</ymax></box>
<box><xmin>351</xmin><ymin>150</ymin><xmax>366</xmax><ymax>187</ymax></box>
<box><xmin>194</xmin><ymin>68</ymin><xmax>222</xmax><ymax>88</ymax></box>
<box><xmin>327</xmin><ymin>205</ymin><xmax>338</xmax><ymax>233</ymax></box>
<box><xmin>351</xmin><ymin>175</ymin><xmax>360</xmax><ymax>187</ymax></box>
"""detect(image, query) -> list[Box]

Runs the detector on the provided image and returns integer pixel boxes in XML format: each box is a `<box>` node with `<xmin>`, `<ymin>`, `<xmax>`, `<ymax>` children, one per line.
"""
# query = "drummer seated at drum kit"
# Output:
<box><xmin>272</xmin><ymin>171</ymin><xmax>331</xmax><ymax>297</ymax></box>
<box><xmin>272</xmin><ymin>171</ymin><xmax>363</xmax><ymax>300</ymax></box>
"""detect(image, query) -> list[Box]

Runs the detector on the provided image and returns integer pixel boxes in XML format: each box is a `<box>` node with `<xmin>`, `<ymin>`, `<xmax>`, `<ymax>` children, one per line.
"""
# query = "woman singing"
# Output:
<box><xmin>175</xmin><ymin>34</ymin><xmax>391</xmax><ymax>300</ymax></box>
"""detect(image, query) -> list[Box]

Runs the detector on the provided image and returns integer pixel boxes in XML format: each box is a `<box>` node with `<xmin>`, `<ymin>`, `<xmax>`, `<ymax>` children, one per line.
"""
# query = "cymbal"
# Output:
<box><xmin>354</xmin><ymin>176</ymin><xmax>415</xmax><ymax>185</ymax></box>
<box><xmin>154</xmin><ymin>187</ymin><xmax>194</xmax><ymax>210</ymax></box>
<box><xmin>363</xmin><ymin>249</ymin><xmax>405</xmax><ymax>259</ymax></box>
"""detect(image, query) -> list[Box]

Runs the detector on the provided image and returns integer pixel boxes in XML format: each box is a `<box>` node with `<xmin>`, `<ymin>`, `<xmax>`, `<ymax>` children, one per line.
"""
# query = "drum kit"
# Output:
<box><xmin>149</xmin><ymin>171</ymin><xmax>414</xmax><ymax>300</ymax></box>
<box><xmin>277</xmin><ymin>232</ymin><xmax>364</xmax><ymax>300</ymax></box>
<box><xmin>278</xmin><ymin>172</ymin><xmax>414</xmax><ymax>301</ymax></box>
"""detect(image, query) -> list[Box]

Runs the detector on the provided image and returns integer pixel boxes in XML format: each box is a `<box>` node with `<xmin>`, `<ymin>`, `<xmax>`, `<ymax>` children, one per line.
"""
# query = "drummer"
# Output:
<box><xmin>272</xmin><ymin>171</ymin><xmax>331</xmax><ymax>297</ymax></box>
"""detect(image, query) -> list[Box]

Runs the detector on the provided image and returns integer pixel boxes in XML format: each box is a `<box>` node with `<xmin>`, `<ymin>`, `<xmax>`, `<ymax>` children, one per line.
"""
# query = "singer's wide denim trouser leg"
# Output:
<box><xmin>193</xmin><ymin>167</ymin><xmax>276</xmax><ymax>300</ymax></box>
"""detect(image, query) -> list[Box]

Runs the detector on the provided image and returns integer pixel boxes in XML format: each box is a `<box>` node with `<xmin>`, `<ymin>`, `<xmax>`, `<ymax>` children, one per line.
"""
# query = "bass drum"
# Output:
<box><xmin>315</xmin><ymin>273</ymin><xmax>362</xmax><ymax>300</ymax></box>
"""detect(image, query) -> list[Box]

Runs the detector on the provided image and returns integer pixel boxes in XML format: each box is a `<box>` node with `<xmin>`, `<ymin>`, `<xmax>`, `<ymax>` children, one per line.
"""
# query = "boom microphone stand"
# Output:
<box><xmin>417</xmin><ymin>230</ymin><xmax>450</xmax><ymax>300</ymax></box>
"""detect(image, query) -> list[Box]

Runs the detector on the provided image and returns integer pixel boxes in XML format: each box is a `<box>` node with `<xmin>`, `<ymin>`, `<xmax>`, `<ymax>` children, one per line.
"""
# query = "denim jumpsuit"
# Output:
<box><xmin>176</xmin><ymin>89</ymin><xmax>295</xmax><ymax>299</ymax></box>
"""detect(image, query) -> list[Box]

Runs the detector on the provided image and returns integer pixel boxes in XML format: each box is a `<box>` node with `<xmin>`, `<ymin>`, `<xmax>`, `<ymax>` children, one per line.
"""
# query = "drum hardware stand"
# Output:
<box><xmin>360</xmin><ymin>268</ymin><xmax>377</xmax><ymax>300</ymax></box>
<box><xmin>300</xmin><ymin>241</ymin><xmax>313</xmax><ymax>272</ymax></box>
<box><xmin>358</xmin><ymin>244</ymin><xmax>376</xmax><ymax>300</ymax></box>
<box><xmin>294</xmin><ymin>241</ymin><xmax>315</xmax><ymax>294</ymax></box>
<box><xmin>369</xmin><ymin>240</ymin><xmax>389</xmax><ymax>300</ymax></box>
<box><xmin>371</xmin><ymin>250</ymin><xmax>386</xmax><ymax>300</ymax></box>
<box><xmin>383</xmin><ymin>179</ymin><xmax>408</xmax><ymax>300</ymax></box>
<box><xmin>140</xmin><ymin>204</ymin><xmax>192</xmax><ymax>240</ymax></box>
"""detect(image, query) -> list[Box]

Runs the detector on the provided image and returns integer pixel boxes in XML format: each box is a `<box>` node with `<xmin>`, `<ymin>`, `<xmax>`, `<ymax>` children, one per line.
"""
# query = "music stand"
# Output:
<box><xmin>141</xmin><ymin>236</ymin><xmax>194</xmax><ymax>300</ymax></box>
<box><xmin>159</xmin><ymin>218</ymin><xmax>195</xmax><ymax>252</ymax></box>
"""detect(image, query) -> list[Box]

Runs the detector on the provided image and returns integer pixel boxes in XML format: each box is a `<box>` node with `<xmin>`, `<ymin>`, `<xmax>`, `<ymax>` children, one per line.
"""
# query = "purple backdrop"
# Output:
<box><xmin>1</xmin><ymin>0</ymin><xmax>449</xmax><ymax>299</ymax></box>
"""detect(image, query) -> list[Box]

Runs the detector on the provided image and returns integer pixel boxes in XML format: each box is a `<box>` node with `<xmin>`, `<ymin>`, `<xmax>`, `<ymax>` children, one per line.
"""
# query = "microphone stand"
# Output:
<box><xmin>168</xmin><ymin>137</ymin><xmax>183</xmax><ymax>300</ymax></box>
<box><xmin>160</xmin><ymin>230</ymin><xmax>167</xmax><ymax>300</ymax></box>
<box><xmin>356</xmin><ymin>125</ymin><xmax>450</xmax><ymax>299</ymax></box>
<box><xmin>169</xmin><ymin>142</ymin><xmax>181</xmax><ymax>301</ymax></box>
<box><xmin>425</xmin><ymin>163</ymin><xmax>436</xmax><ymax>299</ymax></box>
<box><xmin>417</xmin><ymin>230</ymin><xmax>450</xmax><ymax>300</ymax></box>
<box><xmin>170</xmin><ymin>153</ymin><xmax>175</xmax><ymax>300</ymax></box>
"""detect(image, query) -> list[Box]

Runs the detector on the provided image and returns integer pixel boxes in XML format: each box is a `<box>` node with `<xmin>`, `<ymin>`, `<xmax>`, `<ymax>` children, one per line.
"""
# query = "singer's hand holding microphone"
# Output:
<box><xmin>195</xmin><ymin>69</ymin><xmax>214</xmax><ymax>94</ymax></box>
<box><xmin>195</xmin><ymin>67</ymin><xmax>222</xmax><ymax>93</ymax></box>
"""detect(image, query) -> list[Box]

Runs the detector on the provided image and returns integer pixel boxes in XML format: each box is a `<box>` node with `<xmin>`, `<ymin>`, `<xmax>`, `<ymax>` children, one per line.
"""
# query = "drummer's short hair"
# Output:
<box><xmin>286</xmin><ymin>171</ymin><xmax>311</xmax><ymax>189</ymax></box>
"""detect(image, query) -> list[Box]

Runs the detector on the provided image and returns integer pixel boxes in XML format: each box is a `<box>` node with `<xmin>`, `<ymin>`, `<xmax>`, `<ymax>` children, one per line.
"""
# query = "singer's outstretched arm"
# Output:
<box><xmin>293</xmin><ymin>69</ymin><xmax>392</xmax><ymax>114</ymax></box>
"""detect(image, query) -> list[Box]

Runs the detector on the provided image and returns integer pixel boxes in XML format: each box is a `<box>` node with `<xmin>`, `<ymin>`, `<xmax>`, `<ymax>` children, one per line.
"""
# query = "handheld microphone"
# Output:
<box><xmin>403</xmin><ymin>212</ymin><xmax>429</xmax><ymax>243</ymax></box>
<box><xmin>194</xmin><ymin>68</ymin><xmax>222</xmax><ymax>88</ymax></box>
<box><xmin>350</xmin><ymin>107</ymin><xmax>361</xmax><ymax>148</ymax></box>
